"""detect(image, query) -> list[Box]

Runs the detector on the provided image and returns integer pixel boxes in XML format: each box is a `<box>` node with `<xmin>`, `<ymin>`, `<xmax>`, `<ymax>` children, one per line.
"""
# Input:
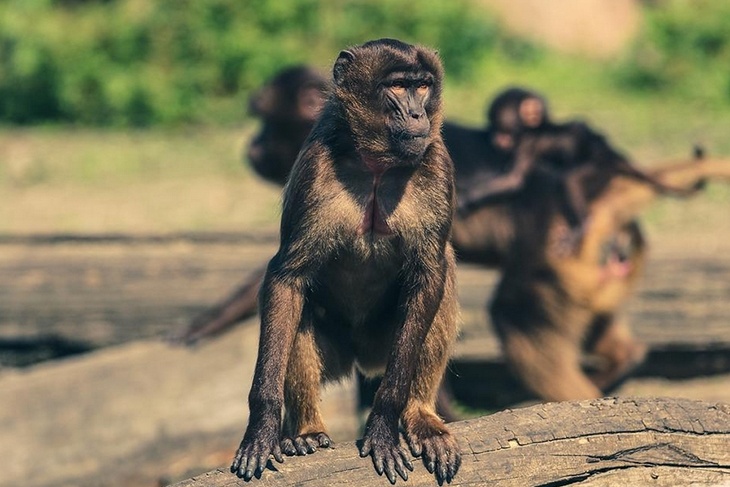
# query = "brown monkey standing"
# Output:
<box><xmin>230</xmin><ymin>39</ymin><xmax>461</xmax><ymax>484</ymax></box>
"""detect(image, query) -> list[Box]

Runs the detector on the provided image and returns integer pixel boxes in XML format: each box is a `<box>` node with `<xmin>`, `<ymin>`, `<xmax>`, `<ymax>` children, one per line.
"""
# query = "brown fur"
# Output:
<box><xmin>230</xmin><ymin>39</ymin><xmax>460</xmax><ymax>484</ymax></box>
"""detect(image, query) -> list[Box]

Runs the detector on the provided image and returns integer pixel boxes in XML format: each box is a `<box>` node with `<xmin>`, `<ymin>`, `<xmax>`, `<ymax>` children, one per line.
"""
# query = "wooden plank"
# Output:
<box><xmin>170</xmin><ymin>397</ymin><xmax>730</xmax><ymax>487</ymax></box>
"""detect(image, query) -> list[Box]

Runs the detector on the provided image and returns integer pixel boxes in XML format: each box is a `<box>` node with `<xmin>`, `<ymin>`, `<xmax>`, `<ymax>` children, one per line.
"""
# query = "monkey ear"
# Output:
<box><xmin>333</xmin><ymin>50</ymin><xmax>355</xmax><ymax>86</ymax></box>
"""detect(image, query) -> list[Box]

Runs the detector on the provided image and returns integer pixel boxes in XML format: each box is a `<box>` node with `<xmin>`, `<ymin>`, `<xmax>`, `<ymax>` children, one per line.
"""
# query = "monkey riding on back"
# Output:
<box><xmin>230</xmin><ymin>39</ymin><xmax>461</xmax><ymax>485</ymax></box>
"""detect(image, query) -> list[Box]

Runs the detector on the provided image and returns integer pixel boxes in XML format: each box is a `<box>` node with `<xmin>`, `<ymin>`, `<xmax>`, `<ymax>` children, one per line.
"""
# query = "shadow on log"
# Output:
<box><xmin>170</xmin><ymin>397</ymin><xmax>729</xmax><ymax>487</ymax></box>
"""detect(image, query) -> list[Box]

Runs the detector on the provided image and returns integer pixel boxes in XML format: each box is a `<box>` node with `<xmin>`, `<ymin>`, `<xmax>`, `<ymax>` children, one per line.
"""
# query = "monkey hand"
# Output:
<box><xmin>404</xmin><ymin>415</ymin><xmax>461</xmax><ymax>485</ymax></box>
<box><xmin>230</xmin><ymin>415</ymin><xmax>284</xmax><ymax>481</ymax></box>
<box><xmin>360</xmin><ymin>413</ymin><xmax>414</xmax><ymax>484</ymax></box>
<box><xmin>281</xmin><ymin>431</ymin><xmax>333</xmax><ymax>456</ymax></box>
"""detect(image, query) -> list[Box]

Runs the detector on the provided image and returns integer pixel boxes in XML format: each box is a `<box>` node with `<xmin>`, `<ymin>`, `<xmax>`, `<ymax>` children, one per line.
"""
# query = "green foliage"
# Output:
<box><xmin>615</xmin><ymin>0</ymin><xmax>730</xmax><ymax>104</ymax></box>
<box><xmin>0</xmin><ymin>0</ymin><xmax>524</xmax><ymax>126</ymax></box>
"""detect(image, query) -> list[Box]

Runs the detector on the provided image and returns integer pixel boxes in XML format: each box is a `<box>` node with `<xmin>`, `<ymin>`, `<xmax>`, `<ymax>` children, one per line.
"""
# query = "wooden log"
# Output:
<box><xmin>170</xmin><ymin>397</ymin><xmax>730</xmax><ymax>487</ymax></box>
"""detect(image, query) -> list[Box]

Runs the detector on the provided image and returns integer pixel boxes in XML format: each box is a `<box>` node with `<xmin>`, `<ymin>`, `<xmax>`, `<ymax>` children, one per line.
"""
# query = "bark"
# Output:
<box><xmin>170</xmin><ymin>397</ymin><xmax>730</xmax><ymax>487</ymax></box>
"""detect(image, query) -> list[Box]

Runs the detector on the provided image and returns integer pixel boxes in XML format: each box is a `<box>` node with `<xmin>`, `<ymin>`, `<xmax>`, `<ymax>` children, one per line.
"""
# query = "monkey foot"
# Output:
<box><xmin>404</xmin><ymin>414</ymin><xmax>461</xmax><ymax>485</ymax></box>
<box><xmin>281</xmin><ymin>432</ymin><xmax>332</xmax><ymax>456</ymax></box>
<box><xmin>408</xmin><ymin>432</ymin><xmax>461</xmax><ymax>484</ymax></box>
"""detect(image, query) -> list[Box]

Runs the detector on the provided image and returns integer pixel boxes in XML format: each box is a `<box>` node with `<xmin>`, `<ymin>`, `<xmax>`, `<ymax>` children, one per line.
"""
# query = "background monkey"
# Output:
<box><xmin>458</xmin><ymin>87</ymin><xmax>702</xmax><ymax>234</ymax></box>
<box><xmin>230</xmin><ymin>40</ymin><xmax>461</xmax><ymax>484</ymax></box>
<box><xmin>489</xmin><ymin>148</ymin><xmax>730</xmax><ymax>402</ymax></box>
<box><xmin>247</xmin><ymin>65</ymin><xmax>329</xmax><ymax>186</ymax></box>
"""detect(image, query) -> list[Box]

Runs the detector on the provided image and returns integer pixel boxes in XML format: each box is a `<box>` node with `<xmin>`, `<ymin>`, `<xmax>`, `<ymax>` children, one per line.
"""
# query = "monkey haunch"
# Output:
<box><xmin>230</xmin><ymin>39</ymin><xmax>461</xmax><ymax>484</ymax></box>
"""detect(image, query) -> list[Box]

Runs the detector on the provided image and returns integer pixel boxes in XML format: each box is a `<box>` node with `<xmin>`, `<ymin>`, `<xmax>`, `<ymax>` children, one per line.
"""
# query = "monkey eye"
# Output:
<box><xmin>389</xmin><ymin>80</ymin><xmax>407</xmax><ymax>94</ymax></box>
<box><xmin>416</xmin><ymin>81</ymin><xmax>430</xmax><ymax>94</ymax></box>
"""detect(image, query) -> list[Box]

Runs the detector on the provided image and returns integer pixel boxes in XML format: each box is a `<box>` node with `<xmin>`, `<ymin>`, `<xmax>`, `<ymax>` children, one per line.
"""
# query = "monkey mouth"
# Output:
<box><xmin>394</xmin><ymin>130</ymin><xmax>428</xmax><ymax>141</ymax></box>
<box><xmin>391</xmin><ymin>131</ymin><xmax>429</xmax><ymax>160</ymax></box>
<box><xmin>599</xmin><ymin>249</ymin><xmax>633</xmax><ymax>281</ymax></box>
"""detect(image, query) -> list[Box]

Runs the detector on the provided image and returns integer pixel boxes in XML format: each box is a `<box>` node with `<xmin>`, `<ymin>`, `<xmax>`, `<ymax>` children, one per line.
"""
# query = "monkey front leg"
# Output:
<box><xmin>360</xmin><ymin>259</ymin><xmax>459</xmax><ymax>484</ymax></box>
<box><xmin>231</xmin><ymin>268</ymin><xmax>305</xmax><ymax>481</ymax></box>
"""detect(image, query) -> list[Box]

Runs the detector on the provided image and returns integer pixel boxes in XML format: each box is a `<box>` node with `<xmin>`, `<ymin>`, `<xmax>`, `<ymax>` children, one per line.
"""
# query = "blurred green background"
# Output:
<box><xmin>1</xmin><ymin>0</ymin><xmax>728</xmax><ymax>234</ymax></box>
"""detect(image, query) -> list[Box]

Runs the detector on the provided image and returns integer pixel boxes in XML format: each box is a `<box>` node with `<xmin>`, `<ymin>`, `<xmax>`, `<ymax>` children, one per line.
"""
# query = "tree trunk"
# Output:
<box><xmin>170</xmin><ymin>397</ymin><xmax>730</xmax><ymax>486</ymax></box>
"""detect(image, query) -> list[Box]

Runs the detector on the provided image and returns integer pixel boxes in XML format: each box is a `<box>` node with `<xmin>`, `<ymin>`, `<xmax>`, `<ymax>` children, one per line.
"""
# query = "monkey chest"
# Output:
<box><xmin>315</xmin><ymin>251</ymin><xmax>402</xmax><ymax>326</ymax></box>
<box><xmin>334</xmin><ymin>165</ymin><xmax>418</xmax><ymax>239</ymax></box>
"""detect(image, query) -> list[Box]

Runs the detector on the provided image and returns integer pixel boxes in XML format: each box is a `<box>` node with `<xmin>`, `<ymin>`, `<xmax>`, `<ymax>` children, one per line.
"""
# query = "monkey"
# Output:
<box><xmin>247</xmin><ymin>65</ymin><xmax>329</xmax><ymax>186</ymax></box>
<box><xmin>457</xmin><ymin>87</ymin><xmax>702</xmax><ymax>240</ymax></box>
<box><xmin>488</xmin><ymin>147</ymin><xmax>730</xmax><ymax>402</ymax></box>
<box><xmin>230</xmin><ymin>40</ymin><xmax>461</xmax><ymax>484</ymax></box>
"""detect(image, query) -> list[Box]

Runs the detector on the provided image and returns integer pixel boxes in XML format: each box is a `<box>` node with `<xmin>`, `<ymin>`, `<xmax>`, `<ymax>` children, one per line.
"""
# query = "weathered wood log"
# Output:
<box><xmin>171</xmin><ymin>397</ymin><xmax>730</xmax><ymax>487</ymax></box>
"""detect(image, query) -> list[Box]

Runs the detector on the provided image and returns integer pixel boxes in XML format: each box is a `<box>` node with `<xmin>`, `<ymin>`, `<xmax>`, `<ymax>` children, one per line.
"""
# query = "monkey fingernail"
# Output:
<box><xmin>374</xmin><ymin>457</ymin><xmax>385</xmax><ymax>475</ymax></box>
<box><xmin>394</xmin><ymin>461</ymin><xmax>409</xmax><ymax>481</ymax></box>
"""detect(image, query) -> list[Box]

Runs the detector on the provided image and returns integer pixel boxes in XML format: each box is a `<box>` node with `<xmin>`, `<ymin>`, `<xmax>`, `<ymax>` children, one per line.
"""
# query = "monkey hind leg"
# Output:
<box><xmin>586</xmin><ymin>315</ymin><xmax>647</xmax><ymax>393</ymax></box>
<box><xmin>282</xmin><ymin>316</ymin><xmax>353</xmax><ymax>456</ymax></box>
<box><xmin>402</xmin><ymin>280</ymin><xmax>461</xmax><ymax>484</ymax></box>
<box><xmin>500</xmin><ymin>326</ymin><xmax>603</xmax><ymax>402</ymax></box>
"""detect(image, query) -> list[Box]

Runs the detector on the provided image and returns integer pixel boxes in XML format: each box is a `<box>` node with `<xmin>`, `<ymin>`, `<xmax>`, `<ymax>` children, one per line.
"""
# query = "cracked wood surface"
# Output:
<box><xmin>171</xmin><ymin>397</ymin><xmax>730</xmax><ymax>487</ymax></box>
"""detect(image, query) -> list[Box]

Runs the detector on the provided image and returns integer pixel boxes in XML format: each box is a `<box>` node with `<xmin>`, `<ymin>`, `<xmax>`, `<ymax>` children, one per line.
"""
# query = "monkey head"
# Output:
<box><xmin>249</xmin><ymin>65</ymin><xmax>328</xmax><ymax>122</ymax></box>
<box><xmin>246</xmin><ymin>66</ymin><xmax>329</xmax><ymax>185</ymax></box>
<box><xmin>332</xmin><ymin>38</ymin><xmax>444</xmax><ymax>168</ymax></box>
<box><xmin>487</xmin><ymin>86</ymin><xmax>548</xmax><ymax>151</ymax></box>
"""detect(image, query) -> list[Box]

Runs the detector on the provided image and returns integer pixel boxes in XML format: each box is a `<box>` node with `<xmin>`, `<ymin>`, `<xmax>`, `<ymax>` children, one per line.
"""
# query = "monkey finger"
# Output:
<box><xmin>393</xmin><ymin>452</ymin><xmax>412</xmax><ymax>481</ymax></box>
<box><xmin>408</xmin><ymin>438</ymin><xmax>423</xmax><ymax>457</ymax></box>
<box><xmin>359</xmin><ymin>438</ymin><xmax>372</xmax><ymax>457</ymax></box>
<box><xmin>304</xmin><ymin>436</ymin><xmax>319</xmax><ymax>453</ymax></box>
<box><xmin>242</xmin><ymin>459</ymin><xmax>256</xmax><ymax>482</ymax></box>
<box><xmin>384</xmin><ymin>454</ymin><xmax>397</xmax><ymax>484</ymax></box>
<box><xmin>372</xmin><ymin>450</ymin><xmax>386</xmax><ymax>476</ymax></box>
<box><xmin>230</xmin><ymin>447</ymin><xmax>243</xmax><ymax>473</ymax></box>
<box><xmin>436</xmin><ymin>459</ymin><xmax>448</xmax><ymax>485</ymax></box>
<box><xmin>422</xmin><ymin>441</ymin><xmax>437</xmax><ymax>474</ymax></box>
<box><xmin>293</xmin><ymin>436</ymin><xmax>310</xmax><ymax>455</ymax></box>
<box><xmin>281</xmin><ymin>438</ymin><xmax>297</xmax><ymax>456</ymax></box>
<box><xmin>272</xmin><ymin>443</ymin><xmax>284</xmax><ymax>463</ymax></box>
<box><xmin>448</xmin><ymin>449</ymin><xmax>462</xmax><ymax>480</ymax></box>
<box><xmin>399</xmin><ymin>449</ymin><xmax>415</xmax><ymax>471</ymax></box>
<box><xmin>316</xmin><ymin>432</ymin><xmax>332</xmax><ymax>448</ymax></box>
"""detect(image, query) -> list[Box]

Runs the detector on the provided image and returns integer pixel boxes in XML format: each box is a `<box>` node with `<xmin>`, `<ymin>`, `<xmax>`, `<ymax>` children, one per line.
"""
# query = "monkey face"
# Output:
<box><xmin>380</xmin><ymin>70</ymin><xmax>435</xmax><ymax>160</ymax></box>
<box><xmin>332</xmin><ymin>38</ymin><xmax>444</xmax><ymax>168</ymax></box>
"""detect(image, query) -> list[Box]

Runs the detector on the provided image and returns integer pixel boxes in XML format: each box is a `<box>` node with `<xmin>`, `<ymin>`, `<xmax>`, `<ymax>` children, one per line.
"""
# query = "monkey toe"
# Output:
<box><xmin>281</xmin><ymin>432</ymin><xmax>332</xmax><ymax>456</ymax></box>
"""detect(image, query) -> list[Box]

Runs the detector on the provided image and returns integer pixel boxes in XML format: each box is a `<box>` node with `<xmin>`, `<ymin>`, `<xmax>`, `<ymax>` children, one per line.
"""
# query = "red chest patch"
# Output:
<box><xmin>358</xmin><ymin>174</ymin><xmax>393</xmax><ymax>236</ymax></box>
